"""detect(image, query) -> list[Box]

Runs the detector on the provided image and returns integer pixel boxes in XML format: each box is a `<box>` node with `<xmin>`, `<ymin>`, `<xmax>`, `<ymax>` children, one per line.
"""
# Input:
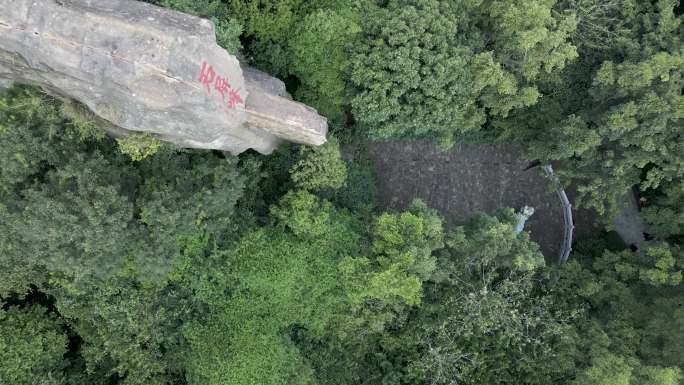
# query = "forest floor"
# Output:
<box><xmin>361</xmin><ymin>140</ymin><xmax>602</xmax><ymax>263</ymax></box>
<box><xmin>364</xmin><ymin>140</ymin><xmax>565</xmax><ymax>261</ymax></box>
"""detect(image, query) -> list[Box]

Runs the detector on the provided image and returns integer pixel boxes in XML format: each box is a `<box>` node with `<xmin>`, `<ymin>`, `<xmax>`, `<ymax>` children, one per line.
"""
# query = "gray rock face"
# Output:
<box><xmin>0</xmin><ymin>0</ymin><xmax>327</xmax><ymax>154</ymax></box>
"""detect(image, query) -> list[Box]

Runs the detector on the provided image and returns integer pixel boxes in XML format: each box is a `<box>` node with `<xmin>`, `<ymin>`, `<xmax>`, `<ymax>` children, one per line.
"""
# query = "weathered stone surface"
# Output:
<box><xmin>0</xmin><ymin>0</ymin><xmax>327</xmax><ymax>154</ymax></box>
<box><xmin>243</xmin><ymin>67</ymin><xmax>291</xmax><ymax>99</ymax></box>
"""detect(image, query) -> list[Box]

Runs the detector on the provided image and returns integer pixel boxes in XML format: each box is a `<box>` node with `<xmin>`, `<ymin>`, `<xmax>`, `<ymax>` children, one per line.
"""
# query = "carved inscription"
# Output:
<box><xmin>198</xmin><ymin>60</ymin><xmax>244</xmax><ymax>111</ymax></box>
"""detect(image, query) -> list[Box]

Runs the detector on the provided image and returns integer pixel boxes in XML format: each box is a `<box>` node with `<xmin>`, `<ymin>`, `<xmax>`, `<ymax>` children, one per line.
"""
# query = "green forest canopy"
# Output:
<box><xmin>1</xmin><ymin>1</ymin><xmax>683</xmax><ymax>385</ymax></box>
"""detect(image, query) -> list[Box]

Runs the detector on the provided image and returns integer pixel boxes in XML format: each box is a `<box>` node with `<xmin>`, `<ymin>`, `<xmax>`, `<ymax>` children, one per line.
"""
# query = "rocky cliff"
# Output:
<box><xmin>0</xmin><ymin>0</ymin><xmax>327</xmax><ymax>154</ymax></box>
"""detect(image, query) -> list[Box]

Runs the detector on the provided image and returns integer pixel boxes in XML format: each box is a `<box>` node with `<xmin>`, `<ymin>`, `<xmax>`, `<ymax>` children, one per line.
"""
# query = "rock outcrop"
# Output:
<box><xmin>0</xmin><ymin>0</ymin><xmax>327</xmax><ymax>154</ymax></box>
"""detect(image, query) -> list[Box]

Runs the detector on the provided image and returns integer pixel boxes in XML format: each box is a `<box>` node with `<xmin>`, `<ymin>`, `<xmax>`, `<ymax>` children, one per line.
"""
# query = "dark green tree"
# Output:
<box><xmin>290</xmin><ymin>137</ymin><xmax>348</xmax><ymax>191</ymax></box>
<box><xmin>405</xmin><ymin>210</ymin><xmax>567</xmax><ymax>385</ymax></box>
<box><xmin>0</xmin><ymin>305</ymin><xmax>68</xmax><ymax>385</ymax></box>
<box><xmin>641</xmin><ymin>180</ymin><xmax>684</xmax><ymax>240</ymax></box>
<box><xmin>0</xmin><ymin>86</ymin><xmax>248</xmax><ymax>384</ymax></box>
<box><xmin>496</xmin><ymin>0</ymin><xmax>684</xmax><ymax>217</ymax></box>
<box><xmin>182</xmin><ymin>190</ymin><xmax>364</xmax><ymax>385</ymax></box>
<box><xmin>350</xmin><ymin>0</ymin><xmax>577</xmax><ymax>146</ymax></box>
<box><xmin>47</xmin><ymin>275</ymin><xmax>193</xmax><ymax>385</ymax></box>
<box><xmin>287</xmin><ymin>8</ymin><xmax>361</xmax><ymax>123</ymax></box>
<box><xmin>547</xmin><ymin>239</ymin><xmax>684</xmax><ymax>385</ymax></box>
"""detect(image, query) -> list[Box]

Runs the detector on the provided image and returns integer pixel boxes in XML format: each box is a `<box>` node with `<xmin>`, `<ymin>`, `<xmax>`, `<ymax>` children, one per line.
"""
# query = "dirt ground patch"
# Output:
<box><xmin>365</xmin><ymin>140</ymin><xmax>566</xmax><ymax>261</ymax></box>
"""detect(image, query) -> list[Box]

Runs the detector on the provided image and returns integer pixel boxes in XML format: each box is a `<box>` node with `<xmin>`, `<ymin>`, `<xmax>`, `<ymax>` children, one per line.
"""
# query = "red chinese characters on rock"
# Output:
<box><xmin>198</xmin><ymin>61</ymin><xmax>244</xmax><ymax>111</ymax></box>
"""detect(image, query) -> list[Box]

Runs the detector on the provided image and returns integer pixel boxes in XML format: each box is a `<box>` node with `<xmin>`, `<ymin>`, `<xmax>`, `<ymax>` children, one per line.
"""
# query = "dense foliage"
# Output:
<box><xmin>549</xmin><ymin>241</ymin><xmax>684</xmax><ymax>385</ymax></box>
<box><xmin>1</xmin><ymin>0</ymin><xmax>683</xmax><ymax>384</ymax></box>
<box><xmin>494</xmin><ymin>0</ymin><xmax>684</xmax><ymax>219</ymax></box>
<box><xmin>350</xmin><ymin>0</ymin><xmax>577</xmax><ymax>146</ymax></box>
<box><xmin>0</xmin><ymin>305</ymin><xmax>67</xmax><ymax>385</ymax></box>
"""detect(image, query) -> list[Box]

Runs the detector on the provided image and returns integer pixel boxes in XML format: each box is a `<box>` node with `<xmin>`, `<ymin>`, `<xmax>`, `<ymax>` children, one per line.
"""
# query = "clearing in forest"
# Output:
<box><xmin>367</xmin><ymin>140</ymin><xmax>568</xmax><ymax>260</ymax></box>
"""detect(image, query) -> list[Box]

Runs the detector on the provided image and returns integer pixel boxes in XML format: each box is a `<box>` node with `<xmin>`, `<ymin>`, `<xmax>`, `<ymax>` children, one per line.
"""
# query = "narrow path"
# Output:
<box><xmin>612</xmin><ymin>191</ymin><xmax>651</xmax><ymax>251</ymax></box>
